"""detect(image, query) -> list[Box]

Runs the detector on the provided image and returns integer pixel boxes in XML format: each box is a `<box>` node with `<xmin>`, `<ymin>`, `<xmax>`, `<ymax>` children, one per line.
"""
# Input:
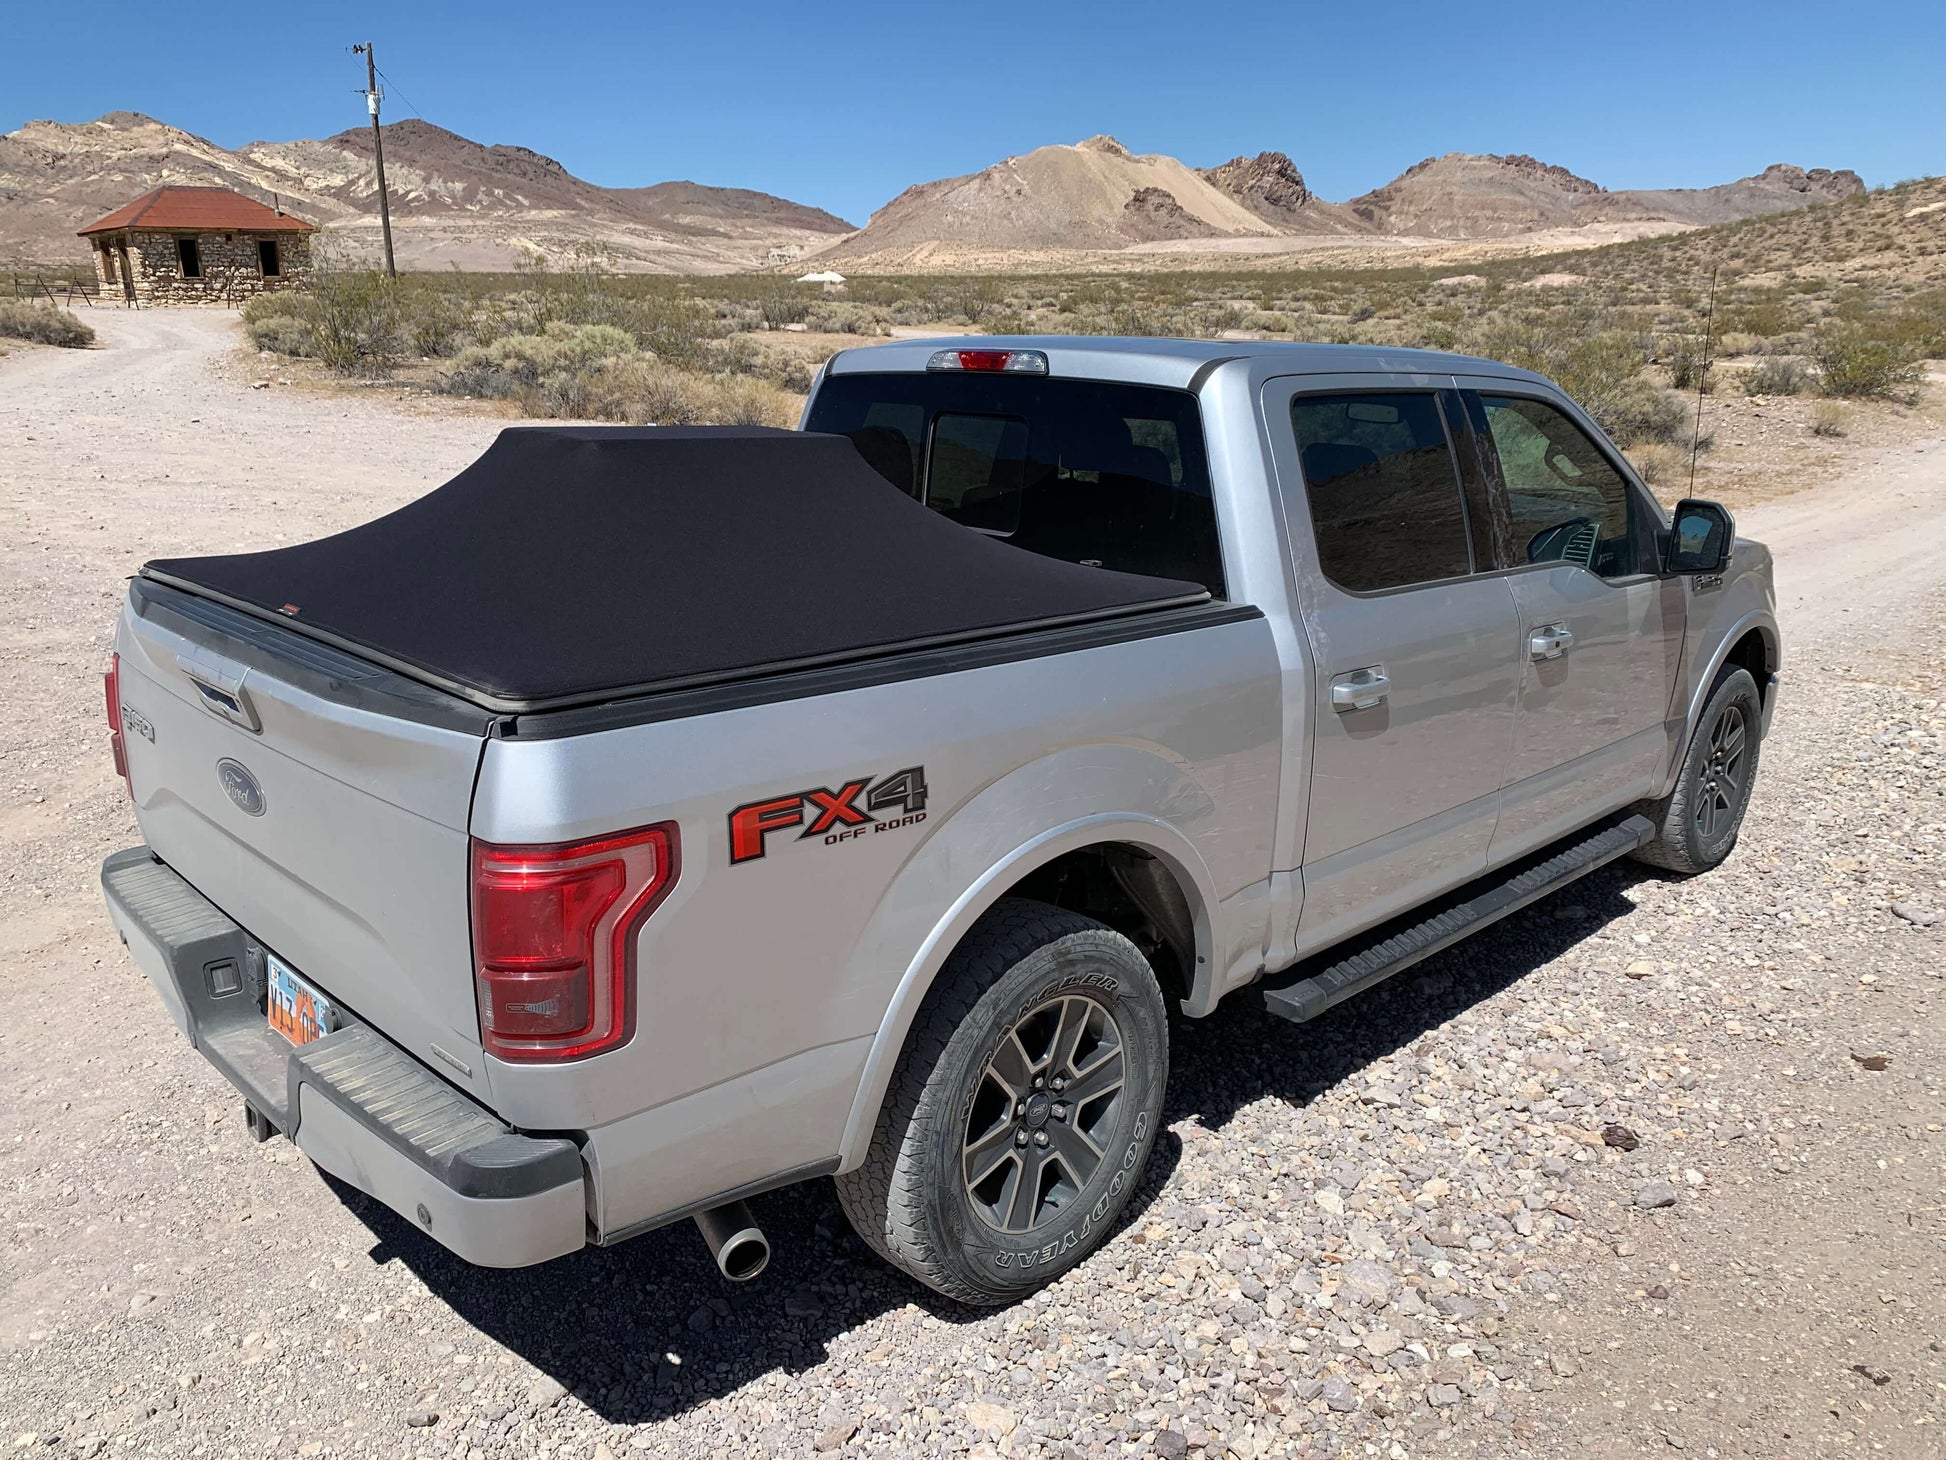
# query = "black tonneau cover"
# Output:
<box><xmin>144</xmin><ymin>427</ymin><xmax>1209</xmax><ymax>713</ymax></box>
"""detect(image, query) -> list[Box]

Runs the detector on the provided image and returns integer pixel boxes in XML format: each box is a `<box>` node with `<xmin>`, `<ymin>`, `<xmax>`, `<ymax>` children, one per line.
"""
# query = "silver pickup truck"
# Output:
<box><xmin>100</xmin><ymin>338</ymin><xmax>1777</xmax><ymax>1306</ymax></box>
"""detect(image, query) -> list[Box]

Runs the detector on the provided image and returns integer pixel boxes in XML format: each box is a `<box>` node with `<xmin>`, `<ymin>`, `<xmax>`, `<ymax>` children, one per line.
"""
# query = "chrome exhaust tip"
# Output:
<box><xmin>692</xmin><ymin>1200</ymin><xmax>769</xmax><ymax>1282</ymax></box>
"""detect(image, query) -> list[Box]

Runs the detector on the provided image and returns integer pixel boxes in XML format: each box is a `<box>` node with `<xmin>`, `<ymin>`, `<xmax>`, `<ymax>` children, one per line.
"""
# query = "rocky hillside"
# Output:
<box><xmin>1346</xmin><ymin>152</ymin><xmax>1864</xmax><ymax>238</ymax></box>
<box><xmin>0</xmin><ymin>112</ymin><xmax>852</xmax><ymax>273</ymax></box>
<box><xmin>1197</xmin><ymin>152</ymin><xmax>1368</xmax><ymax>234</ymax></box>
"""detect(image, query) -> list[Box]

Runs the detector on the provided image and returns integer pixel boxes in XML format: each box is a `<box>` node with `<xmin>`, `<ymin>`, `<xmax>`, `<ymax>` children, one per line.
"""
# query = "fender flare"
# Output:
<box><xmin>833</xmin><ymin>810</ymin><xmax>1220</xmax><ymax>1172</ymax></box>
<box><xmin>1681</xmin><ymin>607</ymin><xmax>1779</xmax><ymax>740</ymax></box>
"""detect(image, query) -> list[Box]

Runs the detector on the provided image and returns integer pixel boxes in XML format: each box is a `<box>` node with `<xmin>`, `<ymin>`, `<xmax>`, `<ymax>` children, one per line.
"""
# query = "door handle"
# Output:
<box><xmin>1330</xmin><ymin>666</ymin><xmax>1390</xmax><ymax>712</ymax></box>
<box><xmin>1528</xmin><ymin>624</ymin><xmax>1575</xmax><ymax>661</ymax></box>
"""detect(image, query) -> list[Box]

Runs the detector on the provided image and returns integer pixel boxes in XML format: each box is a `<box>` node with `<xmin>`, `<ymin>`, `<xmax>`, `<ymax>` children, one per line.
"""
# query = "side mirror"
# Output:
<box><xmin>1665</xmin><ymin>499</ymin><xmax>1734</xmax><ymax>575</ymax></box>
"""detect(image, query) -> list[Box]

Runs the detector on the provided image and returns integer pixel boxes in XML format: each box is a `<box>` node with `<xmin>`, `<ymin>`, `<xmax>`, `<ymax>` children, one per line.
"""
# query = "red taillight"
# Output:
<box><xmin>470</xmin><ymin>823</ymin><xmax>678</xmax><ymax>1063</ymax></box>
<box><xmin>104</xmin><ymin>653</ymin><xmax>131</xmax><ymax>798</ymax></box>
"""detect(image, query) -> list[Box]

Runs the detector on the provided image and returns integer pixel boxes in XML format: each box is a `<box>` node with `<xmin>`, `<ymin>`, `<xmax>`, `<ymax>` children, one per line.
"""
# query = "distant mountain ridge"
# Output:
<box><xmin>820</xmin><ymin>139</ymin><xmax>1864</xmax><ymax>261</ymax></box>
<box><xmin>1</xmin><ymin>112</ymin><xmax>1866</xmax><ymax>272</ymax></box>
<box><xmin>0</xmin><ymin>112</ymin><xmax>853</xmax><ymax>273</ymax></box>
<box><xmin>1344</xmin><ymin>151</ymin><xmax>1863</xmax><ymax>237</ymax></box>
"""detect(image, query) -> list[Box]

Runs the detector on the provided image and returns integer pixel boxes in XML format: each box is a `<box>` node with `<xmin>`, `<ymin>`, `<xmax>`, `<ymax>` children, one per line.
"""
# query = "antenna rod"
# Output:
<box><xmin>1688</xmin><ymin>264</ymin><xmax>1718</xmax><ymax>496</ymax></box>
<box><xmin>354</xmin><ymin>43</ymin><xmax>397</xmax><ymax>279</ymax></box>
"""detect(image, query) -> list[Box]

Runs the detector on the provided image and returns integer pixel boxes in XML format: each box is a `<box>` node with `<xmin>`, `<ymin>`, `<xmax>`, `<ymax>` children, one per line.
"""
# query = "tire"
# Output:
<box><xmin>835</xmin><ymin>898</ymin><xmax>1169</xmax><ymax>1306</ymax></box>
<box><xmin>1631</xmin><ymin>664</ymin><xmax>1763</xmax><ymax>873</ymax></box>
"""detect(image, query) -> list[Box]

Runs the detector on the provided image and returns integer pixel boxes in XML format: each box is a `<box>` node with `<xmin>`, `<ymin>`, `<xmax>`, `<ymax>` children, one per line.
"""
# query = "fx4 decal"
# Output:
<box><xmin>729</xmin><ymin>766</ymin><xmax>929</xmax><ymax>864</ymax></box>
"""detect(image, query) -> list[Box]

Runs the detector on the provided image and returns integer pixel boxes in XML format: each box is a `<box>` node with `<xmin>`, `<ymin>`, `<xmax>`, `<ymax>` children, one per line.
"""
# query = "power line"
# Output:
<box><xmin>374</xmin><ymin>66</ymin><xmax>422</xmax><ymax>122</ymax></box>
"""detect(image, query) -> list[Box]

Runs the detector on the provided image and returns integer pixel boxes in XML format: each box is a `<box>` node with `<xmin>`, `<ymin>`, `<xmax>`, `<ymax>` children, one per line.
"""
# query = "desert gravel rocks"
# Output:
<box><xmin>1</xmin><ymin>312</ymin><xmax>1942</xmax><ymax>1458</ymax></box>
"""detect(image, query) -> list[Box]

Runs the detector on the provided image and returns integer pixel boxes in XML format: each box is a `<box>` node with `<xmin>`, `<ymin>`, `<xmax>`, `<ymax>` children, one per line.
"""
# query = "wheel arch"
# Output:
<box><xmin>834</xmin><ymin>808</ymin><xmax>1220</xmax><ymax>1173</ymax></box>
<box><xmin>1686</xmin><ymin>609</ymin><xmax>1779</xmax><ymax>728</ymax></box>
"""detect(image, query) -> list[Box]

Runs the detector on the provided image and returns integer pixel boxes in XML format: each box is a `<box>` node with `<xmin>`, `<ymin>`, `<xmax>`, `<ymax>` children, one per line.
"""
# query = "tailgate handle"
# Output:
<box><xmin>176</xmin><ymin>652</ymin><xmax>262</xmax><ymax>733</ymax></box>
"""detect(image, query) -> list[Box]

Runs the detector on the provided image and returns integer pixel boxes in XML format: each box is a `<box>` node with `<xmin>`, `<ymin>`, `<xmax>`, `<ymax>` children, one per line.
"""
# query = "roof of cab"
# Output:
<box><xmin>824</xmin><ymin>335</ymin><xmax>1552</xmax><ymax>392</ymax></box>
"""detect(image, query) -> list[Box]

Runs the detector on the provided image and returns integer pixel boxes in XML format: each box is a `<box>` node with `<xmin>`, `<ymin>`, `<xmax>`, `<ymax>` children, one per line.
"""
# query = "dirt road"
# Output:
<box><xmin>3</xmin><ymin>311</ymin><xmax>1942</xmax><ymax>1458</ymax></box>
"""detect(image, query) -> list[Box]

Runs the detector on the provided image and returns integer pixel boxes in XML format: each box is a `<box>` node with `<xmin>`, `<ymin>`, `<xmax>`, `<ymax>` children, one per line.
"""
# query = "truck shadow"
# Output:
<box><xmin>340</xmin><ymin>861</ymin><xmax>1656</xmax><ymax>1427</ymax></box>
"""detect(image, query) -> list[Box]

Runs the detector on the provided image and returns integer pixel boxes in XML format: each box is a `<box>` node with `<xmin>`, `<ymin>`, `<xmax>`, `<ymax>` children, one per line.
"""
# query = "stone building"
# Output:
<box><xmin>79</xmin><ymin>187</ymin><xmax>316</xmax><ymax>305</ymax></box>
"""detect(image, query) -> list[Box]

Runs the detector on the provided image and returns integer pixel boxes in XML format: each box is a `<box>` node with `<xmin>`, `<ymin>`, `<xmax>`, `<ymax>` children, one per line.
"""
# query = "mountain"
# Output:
<box><xmin>1196</xmin><ymin>151</ymin><xmax>1367</xmax><ymax>234</ymax></box>
<box><xmin>1346</xmin><ymin>152</ymin><xmax>1864</xmax><ymax>238</ymax></box>
<box><xmin>821</xmin><ymin>142</ymin><xmax>1866</xmax><ymax>264</ymax></box>
<box><xmin>821</xmin><ymin>136</ymin><xmax>1307</xmax><ymax>258</ymax></box>
<box><xmin>0</xmin><ymin>112</ymin><xmax>853</xmax><ymax>272</ymax></box>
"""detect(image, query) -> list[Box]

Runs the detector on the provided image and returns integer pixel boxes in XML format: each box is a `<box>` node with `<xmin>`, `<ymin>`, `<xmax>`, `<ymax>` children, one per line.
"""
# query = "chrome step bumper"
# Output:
<box><xmin>101</xmin><ymin>846</ymin><xmax>586</xmax><ymax>1267</ymax></box>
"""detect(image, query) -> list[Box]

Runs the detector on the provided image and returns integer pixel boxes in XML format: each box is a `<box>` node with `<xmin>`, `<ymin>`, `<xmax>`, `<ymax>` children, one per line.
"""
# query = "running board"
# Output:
<box><xmin>1262</xmin><ymin>814</ymin><xmax>1655</xmax><ymax>1025</ymax></box>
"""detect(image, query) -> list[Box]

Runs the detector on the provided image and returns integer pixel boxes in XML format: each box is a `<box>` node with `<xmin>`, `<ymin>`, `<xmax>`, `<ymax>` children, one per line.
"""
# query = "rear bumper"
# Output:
<box><xmin>100</xmin><ymin>846</ymin><xmax>587</xmax><ymax>1268</ymax></box>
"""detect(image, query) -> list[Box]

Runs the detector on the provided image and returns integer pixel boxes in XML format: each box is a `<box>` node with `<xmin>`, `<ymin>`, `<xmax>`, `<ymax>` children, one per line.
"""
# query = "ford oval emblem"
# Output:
<box><xmin>216</xmin><ymin>758</ymin><xmax>266</xmax><ymax>817</ymax></box>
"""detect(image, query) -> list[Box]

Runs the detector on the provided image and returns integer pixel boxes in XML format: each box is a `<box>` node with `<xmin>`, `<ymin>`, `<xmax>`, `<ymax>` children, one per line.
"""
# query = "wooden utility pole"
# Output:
<box><xmin>353</xmin><ymin>43</ymin><xmax>397</xmax><ymax>278</ymax></box>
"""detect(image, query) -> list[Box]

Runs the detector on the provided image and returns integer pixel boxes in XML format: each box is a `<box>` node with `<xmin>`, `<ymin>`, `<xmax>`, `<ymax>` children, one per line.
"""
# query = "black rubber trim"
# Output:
<box><xmin>1262</xmin><ymin>814</ymin><xmax>1655</xmax><ymax>1024</ymax></box>
<box><xmin>292</xmin><ymin>1026</ymin><xmax>581</xmax><ymax>1200</ymax></box>
<box><xmin>593</xmin><ymin>1158</ymin><xmax>842</xmax><ymax>1248</ymax></box>
<box><xmin>500</xmin><ymin>601</ymin><xmax>1266</xmax><ymax>740</ymax></box>
<box><xmin>101</xmin><ymin>846</ymin><xmax>576</xmax><ymax>1200</ymax></box>
<box><xmin>131</xmin><ymin>578</ymin><xmax>494</xmax><ymax>735</ymax></box>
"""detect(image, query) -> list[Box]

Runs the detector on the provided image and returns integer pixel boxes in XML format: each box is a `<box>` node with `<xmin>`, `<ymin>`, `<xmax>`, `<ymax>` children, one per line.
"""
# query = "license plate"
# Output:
<box><xmin>267</xmin><ymin>956</ymin><xmax>338</xmax><ymax>1047</ymax></box>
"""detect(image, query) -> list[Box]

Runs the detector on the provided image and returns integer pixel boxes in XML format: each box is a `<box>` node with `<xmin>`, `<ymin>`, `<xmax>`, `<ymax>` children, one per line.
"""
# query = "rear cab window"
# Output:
<box><xmin>805</xmin><ymin>372</ymin><xmax>1225</xmax><ymax>596</ymax></box>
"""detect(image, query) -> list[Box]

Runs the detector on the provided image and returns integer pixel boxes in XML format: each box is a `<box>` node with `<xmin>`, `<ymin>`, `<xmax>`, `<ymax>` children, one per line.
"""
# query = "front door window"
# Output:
<box><xmin>1479</xmin><ymin>395</ymin><xmax>1651</xmax><ymax>579</ymax></box>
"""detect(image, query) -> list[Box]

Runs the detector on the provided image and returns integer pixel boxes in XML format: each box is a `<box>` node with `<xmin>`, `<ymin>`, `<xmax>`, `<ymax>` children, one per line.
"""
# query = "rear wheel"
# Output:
<box><xmin>835</xmin><ymin>899</ymin><xmax>1168</xmax><ymax>1305</ymax></box>
<box><xmin>1632</xmin><ymin>664</ymin><xmax>1762</xmax><ymax>873</ymax></box>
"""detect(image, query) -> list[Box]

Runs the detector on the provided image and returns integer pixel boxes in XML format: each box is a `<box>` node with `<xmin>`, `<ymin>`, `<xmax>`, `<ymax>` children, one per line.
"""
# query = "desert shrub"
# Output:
<box><xmin>756</xmin><ymin>283</ymin><xmax>812</xmax><ymax>329</ymax></box>
<box><xmin>804</xmin><ymin>300</ymin><xmax>892</xmax><ymax>336</ymax></box>
<box><xmin>590</xmin><ymin>358</ymin><xmax>795</xmax><ymax>426</ymax></box>
<box><xmin>1809</xmin><ymin>400</ymin><xmax>1848</xmax><ymax>436</ymax></box>
<box><xmin>1626</xmin><ymin>441</ymin><xmax>1688</xmax><ymax>487</ymax></box>
<box><xmin>300</xmin><ymin>270</ymin><xmax>405</xmax><ymax>376</ymax></box>
<box><xmin>1811</xmin><ymin>322</ymin><xmax>1922</xmax><ymax>398</ymax></box>
<box><xmin>1665</xmin><ymin>334</ymin><xmax>1715</xmax><ymax>391</ymax></box>
<box><xmin>0</xmin><ymin>299</ymin><xmax>95</xmax><ymax>347</ymax></box>
<box><xmin>1720</xmin><ymin>298</ymin><xmax>1801</xmax><ymax>338</ymax></box>
<box><xmin>1714</xmin><ymin>331</ymin><xmax>1762</xmax><ymax>358</ymax></box>
<box><xmin>1471</xmin><ymin>313</ymin><xmax>1683</xmax><ymax>446</ymax></box>
<box><xmin>437</xmin><ymin>322</ymin><xmax>637</xmax><ymax>406</ymax></box>
<box><xmin>1741</xmin><ymin>357</ymin><xmax>1812</xmax><ymax>396</ymax></box>
<box><xmin>243</xmin><ymin>311</ymin><xmax>312</xmax><ymax>356</ymax></box>
<box><xmin>399</xmin><ymin>289</ymin><xmax>474</xmax><ymax>357</ymax></box>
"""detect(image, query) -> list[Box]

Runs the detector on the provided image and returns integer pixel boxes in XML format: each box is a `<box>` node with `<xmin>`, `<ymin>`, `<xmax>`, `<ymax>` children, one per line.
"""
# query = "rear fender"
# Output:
<box><xmin>833</xmin><ymin>744</ymin><xmax>1223</xmax><ymax>1172</ymax></box>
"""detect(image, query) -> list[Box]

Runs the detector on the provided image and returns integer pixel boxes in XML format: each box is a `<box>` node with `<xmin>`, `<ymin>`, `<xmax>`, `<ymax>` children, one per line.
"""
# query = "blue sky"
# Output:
<box><xmin>6</xmin><ymin>0</ymin><xmax>1940</xmax><ymax>225</ymax></box>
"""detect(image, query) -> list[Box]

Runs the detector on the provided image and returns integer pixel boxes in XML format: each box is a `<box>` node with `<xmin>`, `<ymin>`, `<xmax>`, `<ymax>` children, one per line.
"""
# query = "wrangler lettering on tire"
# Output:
<box><xmin>835</xmin><ymin>899</ymin><xmax>1169</xmax><ymax>1305</ymax></box>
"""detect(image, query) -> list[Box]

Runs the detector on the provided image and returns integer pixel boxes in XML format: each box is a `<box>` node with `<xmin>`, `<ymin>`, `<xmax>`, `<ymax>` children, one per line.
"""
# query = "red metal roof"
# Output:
<box><xmin>79</xmin><ymin>186</ymin><xmax>317</xmax><ymax>237</ymax></box>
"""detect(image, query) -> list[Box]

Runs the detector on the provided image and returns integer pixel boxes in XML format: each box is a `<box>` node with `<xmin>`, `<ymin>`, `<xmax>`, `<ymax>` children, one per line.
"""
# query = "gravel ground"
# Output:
<box><xmin>2</xmin><ymin>312</ymin><xmax>1942</xmax><ymax>1458</ymax></box>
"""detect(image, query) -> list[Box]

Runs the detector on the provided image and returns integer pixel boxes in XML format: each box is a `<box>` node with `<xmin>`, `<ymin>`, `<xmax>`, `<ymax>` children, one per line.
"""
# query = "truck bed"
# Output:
<box><xmin>143</xmin><ymin>426</ymin><xmax>1210</xmax><ymax>714</ymax></box>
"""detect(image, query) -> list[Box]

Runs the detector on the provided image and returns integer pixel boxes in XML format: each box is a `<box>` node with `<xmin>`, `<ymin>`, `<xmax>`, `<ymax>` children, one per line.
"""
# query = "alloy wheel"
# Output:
<box><xmin>961</xmin><ymin>994</ymin><xmax>1127</xmax><ymax>1233</ymax></box>
<box><xmin>1695</xmin><ymin>702</ymin><xmax>1749</xmax><ymax>839</ymax></box>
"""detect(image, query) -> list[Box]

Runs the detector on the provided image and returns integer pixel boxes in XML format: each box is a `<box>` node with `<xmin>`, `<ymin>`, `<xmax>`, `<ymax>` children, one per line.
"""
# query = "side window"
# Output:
<box><xmin>1290</xmin><ymin>392</ymin><xmax>1472</xmax><ymax>593</ymax></box>
<box><xmin>1480</xmin><ymin>396</ymin><xmax>1645</xmax><ymax>578</ymax></box>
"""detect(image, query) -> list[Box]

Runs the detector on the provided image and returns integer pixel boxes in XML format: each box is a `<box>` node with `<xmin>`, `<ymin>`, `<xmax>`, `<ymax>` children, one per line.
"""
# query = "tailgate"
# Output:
<box><xmin>115</xmin><ymin>581</ymin><xmax>495</xmax><ymax>1100</ymax></box>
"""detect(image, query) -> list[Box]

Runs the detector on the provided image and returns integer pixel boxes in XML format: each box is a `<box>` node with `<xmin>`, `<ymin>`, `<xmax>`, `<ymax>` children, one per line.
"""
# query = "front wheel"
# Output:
<box><xmin>835</xmin><ymin>899</ymin><xmax>1169</xmax><ymax>1305</ymax></box>
<box><xmin>1632</xmin><ymin>664</ymin><xmax>1763</xmax><ymax>873</ymax></box>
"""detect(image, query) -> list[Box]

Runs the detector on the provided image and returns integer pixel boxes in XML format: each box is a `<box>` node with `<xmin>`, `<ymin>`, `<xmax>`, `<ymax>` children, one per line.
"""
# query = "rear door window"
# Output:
<box><xmin>805</xmin><ymin>373</ymin><xmax>1224</xmax><ymax>595</ymax></box>
<box><xmin>1289</xmin><ymin>392</ymin><xmax>1473</xmax><ymax>593</ymax></box>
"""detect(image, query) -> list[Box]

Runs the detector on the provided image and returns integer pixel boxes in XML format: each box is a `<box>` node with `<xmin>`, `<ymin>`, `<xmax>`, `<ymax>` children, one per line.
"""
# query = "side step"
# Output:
<box><xmin>1262</xmin><ymin>814</ymin><xmax>1655</xmax><ymax>1025</ymax></box>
